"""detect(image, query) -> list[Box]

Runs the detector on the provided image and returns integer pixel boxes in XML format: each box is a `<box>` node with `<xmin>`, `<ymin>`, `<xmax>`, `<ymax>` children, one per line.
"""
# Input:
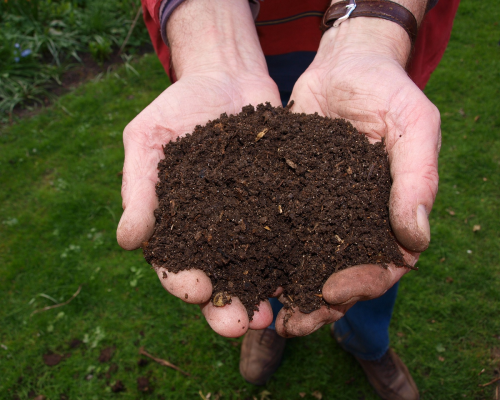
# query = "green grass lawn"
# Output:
<box><xmin>1</xmin><ymin>1</ymin><xmax>499</xmax><ymax>399</ymax></box>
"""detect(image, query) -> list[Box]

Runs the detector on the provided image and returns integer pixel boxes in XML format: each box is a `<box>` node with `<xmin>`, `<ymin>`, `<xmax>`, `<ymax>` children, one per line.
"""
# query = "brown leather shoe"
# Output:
<box><xmin>330</xmin><ymin>324</ymin><xmax>419</xmax><ymax>400</ymax></box>
<box><xmin>355</xmin><ymin>349</ymin><xmax>419</xmax><ymax>400</ymax></box>
<box><xmin>239</xmin><ymin>328</ymin><xmax>286</xmax><ymax>385</ymax></box>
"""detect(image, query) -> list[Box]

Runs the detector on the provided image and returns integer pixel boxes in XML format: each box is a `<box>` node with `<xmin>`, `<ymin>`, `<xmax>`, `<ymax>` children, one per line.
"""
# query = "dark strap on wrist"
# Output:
<box><xmin>321</xmin><ymin>0</ymin><xmax>418</xmax><ymax>47</ymax></box>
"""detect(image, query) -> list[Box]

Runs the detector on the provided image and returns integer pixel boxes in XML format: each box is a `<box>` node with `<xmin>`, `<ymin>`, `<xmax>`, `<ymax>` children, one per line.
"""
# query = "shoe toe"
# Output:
<box><xmin>239</xmin><ymin>328</ymin><xmax>286</xmax><ymax>385</ymax></box>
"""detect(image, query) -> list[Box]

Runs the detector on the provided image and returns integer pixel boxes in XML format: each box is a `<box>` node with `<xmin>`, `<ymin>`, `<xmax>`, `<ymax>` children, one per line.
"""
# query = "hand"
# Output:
<box><xmin>275</xmin><ymin>17</ymin><xmax>440</xmax><ymax>337</ymax></box>
<box><xmin>117</xmin><ymin>0</ymin><xmax>281</xmax><ymax>337</ymax></box>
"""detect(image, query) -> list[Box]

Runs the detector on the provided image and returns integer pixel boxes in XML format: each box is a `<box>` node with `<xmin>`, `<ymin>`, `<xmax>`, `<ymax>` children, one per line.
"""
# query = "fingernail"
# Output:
<box><xmin>417</xmin><ymin>204</ymin><xmax>430</xmax><ymax>243</ymax></box>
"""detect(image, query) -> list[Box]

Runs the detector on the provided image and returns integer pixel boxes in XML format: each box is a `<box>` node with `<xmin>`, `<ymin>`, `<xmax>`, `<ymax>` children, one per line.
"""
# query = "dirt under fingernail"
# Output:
<box><xmin>143</xmin><ymin>103</ymin><xmax>408</xmax><ymax>319</ymax></box>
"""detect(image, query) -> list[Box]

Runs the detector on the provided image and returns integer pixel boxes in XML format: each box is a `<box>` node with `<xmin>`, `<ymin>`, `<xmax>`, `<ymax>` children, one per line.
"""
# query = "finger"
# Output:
<box><xmin>274</xmin><ymin>304</ymin><xmax>350</xmax><ymax>338</ymax></box>
<box><xmin>200</xmin><ymin>296</ymin><xmax>250</xmax><ymax>338</ymax></box>
<box><xmin>248</xmin><ymin>300</ymin><xmax>274</xmax><ymax>330</ymax></box>
<box><xmin>322</xmin><ymin>263</ymin><xmax>410</xmax><ymax>306</ymax></box>
<box><xmin>386</xmin><ymin>89</ymin><xmax>441</xmax><ymax>252</ymax></box>
<box><xmin>156</xmin><ymin>268</ymin><xmax>212</xmax><ymax>304</ymax></box>
<box><xmin>159</xmin><ymin>267</ymin><xmax>272</xmax><ymax>332</ymax></box>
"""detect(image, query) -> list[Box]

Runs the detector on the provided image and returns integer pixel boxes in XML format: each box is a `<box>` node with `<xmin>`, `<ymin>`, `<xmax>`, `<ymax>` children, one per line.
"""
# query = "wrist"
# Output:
<box><xmin>329</xmin><ymin>0</ymin><xmax>427</xmax><ymax>24</ymax></box>
<box><xmin>316</xmin><ymin>16</ymin><xmax>412</xmax><ymax>68</ymax></box>
<box><xmin>318</xmin><ymin>0</ymin><xmax>428</xmax><ymax>68</ymax></box>
<box><xmin>167</xmin><ymin>0</ymin><xmax>268</xmax><ymax>79</ymax></box>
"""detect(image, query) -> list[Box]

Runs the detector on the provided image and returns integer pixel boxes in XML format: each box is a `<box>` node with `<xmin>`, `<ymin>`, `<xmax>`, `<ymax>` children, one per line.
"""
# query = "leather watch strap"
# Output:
<box><xmin>321</xmin><ymin>0</ymin><xmax>418</xmax><ymax>47</ymax></box>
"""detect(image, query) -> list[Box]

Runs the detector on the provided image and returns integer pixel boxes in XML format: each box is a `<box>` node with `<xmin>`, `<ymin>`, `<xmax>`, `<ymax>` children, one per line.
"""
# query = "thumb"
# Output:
<box><xmin>117</xmin><ymin>177</ymin><xmax>158</xmax><ymax>250</ymax></box>
<box><xmin>387</xmin><ymin>91</ymin><xmax>440</xmax><ymax>252</ymax></box>
<box><xmin>116</xmin><ymin>118</ymin><xmax>166</xmax><ymax>250</ymax></box>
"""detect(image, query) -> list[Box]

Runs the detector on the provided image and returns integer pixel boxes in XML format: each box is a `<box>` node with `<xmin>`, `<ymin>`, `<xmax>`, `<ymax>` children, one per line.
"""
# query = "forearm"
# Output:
<box><xmin>166</xmin><ymin>0</ymin><xmax>268</xmax><ymax>79</ymax></box>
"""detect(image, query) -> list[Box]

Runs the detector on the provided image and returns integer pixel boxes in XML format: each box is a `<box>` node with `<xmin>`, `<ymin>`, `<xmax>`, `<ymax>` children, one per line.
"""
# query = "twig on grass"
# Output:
<box><xmin>30</xmin><ymin>285</ymin><xmax>82</xmax><ymax>316</ymax></box>
<box><xmin>478</xmin><ymin>376</ymin><xmax>500</xmax><ymax>387</ymax></box>
<box><xmin>199</xmin><ymin>391</ymin><xmax>210</xmax><ymax>400</ymax></box>
<box><xmin>119</xmin><ymin>6</ymin><xmax>143</xmax><ymax>55</ymax></box>
<box><xmin>139</xmin><ymin>347</ymin><xmax>191</xmax><ymax>376</ymax></box>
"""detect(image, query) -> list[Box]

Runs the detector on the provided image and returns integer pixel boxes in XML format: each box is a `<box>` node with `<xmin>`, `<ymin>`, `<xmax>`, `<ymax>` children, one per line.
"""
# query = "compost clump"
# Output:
<box><xmin>143</xmin><ymin>103</ymin><xmax>408</xmax><ymax>318</ymax></box>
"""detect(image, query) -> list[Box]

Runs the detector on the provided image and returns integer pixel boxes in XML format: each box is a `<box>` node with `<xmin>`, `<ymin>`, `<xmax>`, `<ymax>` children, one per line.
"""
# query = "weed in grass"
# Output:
<box><xmin>88</xmin><ymin>35</ymin><xmax>113</xmax><ymax>64</ymax></box>
<box><xmin>0</xmin><ymin>0</ymin><xmax>149</xmax><ymax>117</ymax></box>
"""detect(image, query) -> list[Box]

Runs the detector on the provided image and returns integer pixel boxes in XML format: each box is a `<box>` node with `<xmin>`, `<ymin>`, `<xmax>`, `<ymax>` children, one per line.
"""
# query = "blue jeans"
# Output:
<box><xmin>268</xmin><ymin>283</ymin><xmax>399</xmax><ymax>361</ymax></box>
<box><xmin>265</xmin><ymin>52</ymin><xmax>399</xmax><ymax>361</ymax></box>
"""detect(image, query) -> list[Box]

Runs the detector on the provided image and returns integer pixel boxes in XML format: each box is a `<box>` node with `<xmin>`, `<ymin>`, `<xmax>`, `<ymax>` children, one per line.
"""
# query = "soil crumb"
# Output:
<box><xmin>98</xmin><ymin>346</ymin><xmax>115</xmax><ymax>363</ymax></box>
<box><xmin>43</xmin><ymin>353</ymin><xmax>63</xmax><ymax>367</ymax></box>
<box><xmin>137</xmin><ymin>377</ymin><xmax>152</xmax><ymax>392</ymax></box>
<box><xmin>111</xmin><ymin>380</ymin><xmax>126</xmax><ymax>393</ymax></box>
<box><xmin>138</xmin><ymin>358</ymin><xmax>149</xmax><ymax>367</ymax></box>
<box><xmin>144</xmin><ymin>103</ymin><xmax>408</xmax><ymax>318</ymax></box>
<box><xmin>68</xmin><ymin>339</ymin><xmax>82</xmax><ymax>349</ymax></box>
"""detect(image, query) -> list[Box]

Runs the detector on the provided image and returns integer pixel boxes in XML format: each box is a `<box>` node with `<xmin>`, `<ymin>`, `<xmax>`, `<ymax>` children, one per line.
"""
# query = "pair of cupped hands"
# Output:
<box><xmin>117</xmin><ymin>9</ymin><xmax>440</xmax><ymax>338</ymax></box>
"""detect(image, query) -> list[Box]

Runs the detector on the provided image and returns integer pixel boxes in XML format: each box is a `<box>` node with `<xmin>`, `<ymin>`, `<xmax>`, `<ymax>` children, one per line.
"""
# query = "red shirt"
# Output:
<box><xmin>141</xmin><ymin>0</ymin><xmax>460</xmax><ymax>90</ymax></box>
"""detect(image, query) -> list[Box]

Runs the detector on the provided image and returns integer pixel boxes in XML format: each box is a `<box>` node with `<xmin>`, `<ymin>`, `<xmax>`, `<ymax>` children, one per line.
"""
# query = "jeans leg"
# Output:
<box><xmin>267</xmin><ymin>297</ymin><xmax>284</xmax><ymax>330</ymax></box>
<box><xmin>332</xmin><ymin>282</ymin><xmax>399</xmax><ymax>361</ymax></box>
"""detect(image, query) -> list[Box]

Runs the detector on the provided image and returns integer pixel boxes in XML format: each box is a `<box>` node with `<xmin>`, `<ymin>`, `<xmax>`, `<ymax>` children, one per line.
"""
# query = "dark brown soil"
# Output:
<box><xmin>42</xmin><ymin>353</ymin><xmax>63</xmax><ymax>367</ymax></box>
<box><xmin>144</xmin><ymin>103</ymin><xmax>408</xmax><ymax>318</ymax></box>
<box><xmin>68</xmin><ymin>339</ymin><xmax>82</xmax><ymax>349</ymax></box>
<box><xmin>111</xmin><ymin>380</ymin><xmax>126</xmax><ymax>393</ymax></box>
<box><xmin>137</xmin><ymin>377</ymin><xmax>152</xmax><ymax>392</ymax></box>
<box><xmin>138</xmin><ymin>358</ymin><xmax>149</xmax><ymax>367</ymax></box>
<box><xmin>98</xmin><ymin>346</ymin><xmax>115</xmax><ymax>363</ymax></box>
